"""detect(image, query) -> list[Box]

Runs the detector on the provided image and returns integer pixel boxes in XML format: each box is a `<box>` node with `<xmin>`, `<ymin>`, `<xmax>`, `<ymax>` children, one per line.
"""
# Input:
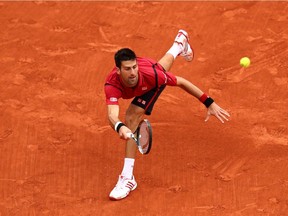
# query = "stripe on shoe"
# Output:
<box><xmin>175</xmin><ymin>32</ymin><xmax>189</xmax><ymax>43</ymax></box>
<box><xmin>126</xmin><ymin>181</ymin><xmax>135</xmax><ymax>190</ymax></box>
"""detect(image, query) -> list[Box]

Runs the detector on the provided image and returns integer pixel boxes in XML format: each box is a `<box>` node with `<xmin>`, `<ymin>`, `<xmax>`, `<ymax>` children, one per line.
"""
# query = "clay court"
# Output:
<box><xmin>0</xmin><ymin>1</ymin><xmax>287</xmax><ymax>215</ymax></box>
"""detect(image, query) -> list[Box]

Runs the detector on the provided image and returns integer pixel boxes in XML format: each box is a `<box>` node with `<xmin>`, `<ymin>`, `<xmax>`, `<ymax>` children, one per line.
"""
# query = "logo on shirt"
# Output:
<box><xmin>110</xmin><ymin>97</ymin><xmax>118</xmax><ymax>102</ymax></box>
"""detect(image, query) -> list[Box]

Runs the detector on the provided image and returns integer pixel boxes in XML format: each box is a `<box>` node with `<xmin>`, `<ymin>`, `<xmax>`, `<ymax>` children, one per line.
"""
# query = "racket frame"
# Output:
<box><xmin>135</xmin><ymin>119</ymin><xmax>152</xmax><ymax>155</ymax></box>
<box><xmin>127</xmin><ymin>119</ymin><xmax>152</xmax><ymax>155</ymax></box>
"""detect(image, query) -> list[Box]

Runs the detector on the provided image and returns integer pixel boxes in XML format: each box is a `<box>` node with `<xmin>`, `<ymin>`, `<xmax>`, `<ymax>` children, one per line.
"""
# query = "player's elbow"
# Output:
<box><xmin>176</xmin><ymin>76</ymin><xmax>186</xmax><ymax>87</ymax></box>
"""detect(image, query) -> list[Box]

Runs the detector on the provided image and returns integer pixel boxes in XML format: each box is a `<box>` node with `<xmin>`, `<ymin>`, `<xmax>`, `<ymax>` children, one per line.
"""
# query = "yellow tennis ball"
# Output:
<box><xmin>240</xmin><ymin>57</ymin><xmax>251</xmax><ymax>68</ymax></box>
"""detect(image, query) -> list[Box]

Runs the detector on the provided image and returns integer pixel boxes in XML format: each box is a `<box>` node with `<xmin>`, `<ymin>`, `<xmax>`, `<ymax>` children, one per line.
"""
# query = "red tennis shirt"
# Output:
<box><xmin>104</xmin><ymin>57</ymin><xmax>177</xmax><ymax>105</ymax></box>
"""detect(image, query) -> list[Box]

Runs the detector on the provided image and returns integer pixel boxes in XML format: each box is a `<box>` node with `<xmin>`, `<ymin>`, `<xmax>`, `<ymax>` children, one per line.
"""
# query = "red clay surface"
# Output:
<box><xmin>0</xmin><ymin>2</ymin><xmax>287</xmax><ymax>216</ymax></box>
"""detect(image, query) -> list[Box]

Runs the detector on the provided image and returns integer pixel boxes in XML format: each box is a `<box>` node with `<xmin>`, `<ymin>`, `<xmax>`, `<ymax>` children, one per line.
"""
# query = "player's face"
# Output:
<box><xmin>117</xmin><ymin>60</ymin><xmax>139</xmax><ymax>87</ymax></box>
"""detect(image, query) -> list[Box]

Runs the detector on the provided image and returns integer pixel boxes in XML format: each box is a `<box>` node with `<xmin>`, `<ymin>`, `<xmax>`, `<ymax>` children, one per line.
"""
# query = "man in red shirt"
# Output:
<box><xmin>104</xmin><ymin>30</ymin><xmax>230</xmax><ymax>200</ymax></box>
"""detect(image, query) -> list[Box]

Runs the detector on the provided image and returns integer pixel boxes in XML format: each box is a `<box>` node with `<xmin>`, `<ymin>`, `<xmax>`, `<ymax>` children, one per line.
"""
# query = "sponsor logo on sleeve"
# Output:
<box><xmin>110</xmin><ymin>97</ymin><xmax>118</xmax><ymax>102</ymax></box>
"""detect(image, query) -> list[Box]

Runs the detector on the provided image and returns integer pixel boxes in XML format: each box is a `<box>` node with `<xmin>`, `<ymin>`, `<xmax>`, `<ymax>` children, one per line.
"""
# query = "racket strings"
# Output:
<box><xmin>138</xmin><ymin>125</ymin><xmax>149</xmax><ymax>152</ymax></box>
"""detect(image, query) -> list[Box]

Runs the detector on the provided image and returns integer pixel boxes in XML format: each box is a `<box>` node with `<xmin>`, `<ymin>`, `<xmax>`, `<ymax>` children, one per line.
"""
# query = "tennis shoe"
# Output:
<box><xmin>109</xmin><ymin>175</ymin><xmax>137</xmax><ymax>201</ymax></box>
<box><xmin>174</xmin><ymin>29</ymin><xmax>194</xmax><ymax>62</ymax></box>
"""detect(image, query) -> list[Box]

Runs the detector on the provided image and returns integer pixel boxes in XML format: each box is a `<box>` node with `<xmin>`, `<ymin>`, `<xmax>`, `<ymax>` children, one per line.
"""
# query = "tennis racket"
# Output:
<box><xmin>127</xmin><ymin>119</ymin><xmax>152</xmax><ymax>155</ymax></box>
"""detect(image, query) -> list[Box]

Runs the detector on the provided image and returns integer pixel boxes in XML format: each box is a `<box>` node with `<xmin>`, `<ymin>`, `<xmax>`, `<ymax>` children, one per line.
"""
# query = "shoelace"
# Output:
<box><xmin>115</xmin><ymin>176</ymin><xmax>128</xmax><ymax>189</ymax></box>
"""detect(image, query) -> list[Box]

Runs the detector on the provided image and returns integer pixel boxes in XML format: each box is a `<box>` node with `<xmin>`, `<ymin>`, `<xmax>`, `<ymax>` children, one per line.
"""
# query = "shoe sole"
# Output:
<box><xmin>109</xmin><ymin>183</ymin><xmax>137</xmax><ymax>201</ymax></box>
<box><xmin>182</xmin><ymin>47</ymin><xmax>194</xmax><ymax>61</ymax></box>
<box><xmin>176</xmin><ymin>30</ymin><xmax>194</xmax><ymax>61</ymax></box>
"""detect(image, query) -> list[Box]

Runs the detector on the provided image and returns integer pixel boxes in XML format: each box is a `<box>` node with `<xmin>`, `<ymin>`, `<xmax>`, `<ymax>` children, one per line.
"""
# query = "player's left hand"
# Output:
<box><xmin>205</xmin><ymin>102</ymin><xmax>230</xmax><ymax>123</ymax></box>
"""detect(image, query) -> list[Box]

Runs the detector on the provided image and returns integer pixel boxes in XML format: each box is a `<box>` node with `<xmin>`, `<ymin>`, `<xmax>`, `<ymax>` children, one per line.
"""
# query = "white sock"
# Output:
<box><xmin>121</xmin><ymin>158</ymin><xmax>135</xmax><ymax>179</ymax></box>
<box><xmin>166</xmin><ymin>43</ymin><xmax>183</xmax><ymax>59</ymax></box>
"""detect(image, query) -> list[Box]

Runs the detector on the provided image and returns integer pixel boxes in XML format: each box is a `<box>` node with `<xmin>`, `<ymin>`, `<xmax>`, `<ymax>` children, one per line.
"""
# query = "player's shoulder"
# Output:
<box><xmin>137</xmin><ymin>57</ymin><xmax>157</xmax><ymax>66</ymax></box>
<box><xmin>105</xmin><ymin>67</ymin><xmax>118</xmax><ymax>81</ymax></box>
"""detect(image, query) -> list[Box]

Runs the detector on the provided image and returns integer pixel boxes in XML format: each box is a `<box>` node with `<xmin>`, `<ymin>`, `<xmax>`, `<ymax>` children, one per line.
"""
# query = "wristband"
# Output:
<box><xmin>199</xmin><ymin>93</ymin><xmax>214</xmax><ymax>108</ymax></box>
<box><xmin>114</xmin><ymin>121</ymin><xmax>126</xmax><ymax>133</ymax></box>
<box><xmin>203</xmin><ymin>97</ymin><xmax>214</xmax><ymax>108</ymax></box>
<box><xmin>114</xmin><ymin>121</ymin><xmax>121</xmax><ymax>131</ymax></box>
<box><xmin>199</xmin><ymin>93</ymin><xmax>208</xmax><ymax>103</ymax></box>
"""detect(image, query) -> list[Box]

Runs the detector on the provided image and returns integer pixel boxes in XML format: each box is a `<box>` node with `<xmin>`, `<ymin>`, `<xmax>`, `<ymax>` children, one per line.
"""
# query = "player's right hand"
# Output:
<box><xmin>118</xmin><ymin>126</ymin><xmax>132</xmax><ymax>140</ymax></box>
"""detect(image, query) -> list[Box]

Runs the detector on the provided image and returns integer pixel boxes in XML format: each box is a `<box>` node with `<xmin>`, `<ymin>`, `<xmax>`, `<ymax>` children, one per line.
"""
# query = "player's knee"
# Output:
<box><xmin>125</xmin><ymin>111</ymin><xmax>143</xmax><ymax>128</ymax></box>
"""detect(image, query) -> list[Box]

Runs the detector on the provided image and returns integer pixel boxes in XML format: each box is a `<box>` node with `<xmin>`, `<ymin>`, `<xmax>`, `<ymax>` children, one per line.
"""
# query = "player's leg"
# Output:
<box><xmin>157</xmin><ymin>53</ymin><xmax>175</xmax><ymax>72</ymax></box>
<box><xmin>109</xmin><ymin>104</ymin><xmax>144</xmax><ymax>201</ymax></box>
<box><xmin>109</xmin><ymin>86</ymin><xmax>165</xmax><ymax>201</ymax></box>
<box><xmin>158</xmin><ymin>29</ymin><xmax>194</xmax><ymax>71</ymax></box>
<box><xmin>119</xmin><ymin>86</ymin><xmax>165</xmax><ymax>179</ymax></box>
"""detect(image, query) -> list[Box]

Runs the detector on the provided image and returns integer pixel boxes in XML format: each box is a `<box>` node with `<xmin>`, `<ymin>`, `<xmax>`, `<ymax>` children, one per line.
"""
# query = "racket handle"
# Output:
<box><xmin>126</xmin><ymin>132</ymin><xmax>134</xmax><ymax>138</ymax></box>
<box><xmin>126</xmin><ymin>132</ymin><xmax>137</xmax><ymax>142</ymax></box>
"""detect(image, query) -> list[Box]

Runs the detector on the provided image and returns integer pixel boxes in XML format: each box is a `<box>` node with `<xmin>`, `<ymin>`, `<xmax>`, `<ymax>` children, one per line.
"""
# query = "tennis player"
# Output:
<box><xmin>104</xmin><ymin>30</ymin><xmax>230</xmax><ymax>200</ymax></box>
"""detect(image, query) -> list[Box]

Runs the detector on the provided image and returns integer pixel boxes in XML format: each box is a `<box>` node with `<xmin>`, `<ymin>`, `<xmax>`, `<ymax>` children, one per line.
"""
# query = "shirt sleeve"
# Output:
<box><xmin>104</xmin><ymin>84</ymin><xmax>122</xmax><ymax>105</ymax></box>
<box><xmin>165</xmin><ymin>72</ymin><xmax>177</xmax><ymax>86</ymax></box>
<box><xmin>152</xmin><ymin>62</ymin><xmax>177</xmax><ymax>87</ymax></box>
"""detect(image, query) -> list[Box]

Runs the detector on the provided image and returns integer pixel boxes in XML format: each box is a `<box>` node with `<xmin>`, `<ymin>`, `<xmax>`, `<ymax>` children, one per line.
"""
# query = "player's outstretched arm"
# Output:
<box><xmin>176</xmin><ymin>76</ymin><xmax>204</xmax><ymax>98</ymax></box>
<box><xmin>175</xmin><ymin>76</ymin><xmax>230</xmax><ymax>123</ymax></box>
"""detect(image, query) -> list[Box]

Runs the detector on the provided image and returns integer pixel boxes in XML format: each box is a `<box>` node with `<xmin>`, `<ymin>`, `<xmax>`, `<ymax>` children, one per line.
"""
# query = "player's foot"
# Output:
<box><xmin>174</xmin><ymin>29</ymin><xmax>194</xmax><ymax>62</ymax></box>
<box><xmin>109</xmin><ymin>175</ymin><xmax>137</xmax><ymax>201</ymax></box>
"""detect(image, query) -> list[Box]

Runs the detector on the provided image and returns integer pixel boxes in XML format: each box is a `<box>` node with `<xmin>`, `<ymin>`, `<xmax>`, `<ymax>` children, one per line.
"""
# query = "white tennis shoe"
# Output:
<box><xmin>174</xmin><ymin>29</ymin><xmax>194</xmax><ymax>62</ymax></box>
<box><xmin>109</xmin><ymin>175</ymin><xmax>137</xmax><ymax>200</ymax></box>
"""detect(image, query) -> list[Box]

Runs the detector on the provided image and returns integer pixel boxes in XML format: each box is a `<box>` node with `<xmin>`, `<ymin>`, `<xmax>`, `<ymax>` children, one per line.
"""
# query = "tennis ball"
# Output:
<box><xmin>240</xmin><ymin>57</ymin><xmax>251</xmax><ymax>68</ymax></box>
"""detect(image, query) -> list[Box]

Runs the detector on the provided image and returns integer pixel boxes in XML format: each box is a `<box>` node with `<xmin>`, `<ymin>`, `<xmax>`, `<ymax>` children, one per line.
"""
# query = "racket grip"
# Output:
<box><xmin>126</xmin><ymin>132</ymin><xmax>137</xmax><ymax>142</ymax></box>
<box><xmin>126</xmin><ymin>132</ymin><xmax>134</xmax><ymax>138</ymax></box>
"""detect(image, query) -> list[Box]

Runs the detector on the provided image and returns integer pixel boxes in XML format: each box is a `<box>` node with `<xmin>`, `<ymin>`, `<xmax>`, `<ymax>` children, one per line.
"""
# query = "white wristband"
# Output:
<box><xmin>114</xmin><ymin>121</ymin><xmax>122</xmax><ymax>132</ymax></box>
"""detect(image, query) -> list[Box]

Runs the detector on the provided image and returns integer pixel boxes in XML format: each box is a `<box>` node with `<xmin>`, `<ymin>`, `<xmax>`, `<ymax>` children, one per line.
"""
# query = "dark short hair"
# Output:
<box><xmin>114</xmin><ymin>48</ymin><xmax>136</xmax><ymax>68</ymax></box>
